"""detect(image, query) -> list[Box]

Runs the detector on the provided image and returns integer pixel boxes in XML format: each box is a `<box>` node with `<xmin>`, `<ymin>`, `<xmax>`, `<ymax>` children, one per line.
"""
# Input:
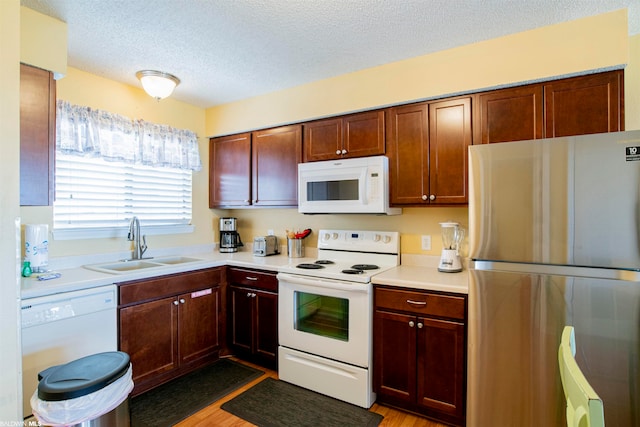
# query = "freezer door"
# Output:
<box><xmin>467</xmin><ymin>269</ymin><xmax>640</xmax><ymax>427</ymax></box>
<box><xmin>468</xmin><ymin>130</ymin><xmax>640</xmax><ymax>269</ymax></box>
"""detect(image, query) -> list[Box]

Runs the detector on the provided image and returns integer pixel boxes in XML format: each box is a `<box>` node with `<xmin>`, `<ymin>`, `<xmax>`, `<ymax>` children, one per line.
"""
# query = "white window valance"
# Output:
<box><xmin>56</xmin><ymin>100</ymin><xmax>202</xmax><ymax>171</ymax></box>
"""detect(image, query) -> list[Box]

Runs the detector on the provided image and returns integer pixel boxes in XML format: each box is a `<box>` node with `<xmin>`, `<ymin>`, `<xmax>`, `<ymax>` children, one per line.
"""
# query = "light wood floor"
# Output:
<box><xmin>175</xmin><ymin>357</ymin><xmax>448</xmax><ymax>427</ymax></box>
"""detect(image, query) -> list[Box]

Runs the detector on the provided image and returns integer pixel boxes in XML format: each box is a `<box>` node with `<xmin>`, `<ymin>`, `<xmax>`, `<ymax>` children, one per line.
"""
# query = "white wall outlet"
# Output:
<box><xmin>421</xmin><ymin>235</ymin><xmax>431</xmax><ymax>251</ymax></box>
<box><xmin>267</xmin><ymin>229</ymin><xmax>274</xmax><ymax>236</ymax></box>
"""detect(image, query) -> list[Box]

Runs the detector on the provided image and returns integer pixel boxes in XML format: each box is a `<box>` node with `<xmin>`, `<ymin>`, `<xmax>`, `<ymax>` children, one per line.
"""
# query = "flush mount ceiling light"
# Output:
<box><xmin>136</xmin><ymin>70</ymin><xmax>180</xmax><ymax>100</ymax></box>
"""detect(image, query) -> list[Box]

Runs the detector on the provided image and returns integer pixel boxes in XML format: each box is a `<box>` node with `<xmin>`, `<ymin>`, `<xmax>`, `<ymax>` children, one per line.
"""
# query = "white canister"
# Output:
<box><xmin>25</xmin><ymin>224</ymin><xmax>49</xmax><ymax>273</ymax></box>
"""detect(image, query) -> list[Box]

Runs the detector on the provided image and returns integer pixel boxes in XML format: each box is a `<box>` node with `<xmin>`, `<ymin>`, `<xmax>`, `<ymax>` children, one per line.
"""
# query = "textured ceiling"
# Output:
<box><xmin>20</xmin><ymin>0</ymin><xmax>639</xmax><ymax>109</ymax></box>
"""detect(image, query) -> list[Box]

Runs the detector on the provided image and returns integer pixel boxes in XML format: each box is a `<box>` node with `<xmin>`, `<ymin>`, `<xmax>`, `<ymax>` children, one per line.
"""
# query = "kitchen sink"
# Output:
<box><xmin>152</xmin><ymin>256</ymin><xmax>203</xmax><ymax>265</ymax></box>
<box><xmin>84</xmin><ymin>256</ymin><xmax>204</xmax><ymax>274</ymax></box>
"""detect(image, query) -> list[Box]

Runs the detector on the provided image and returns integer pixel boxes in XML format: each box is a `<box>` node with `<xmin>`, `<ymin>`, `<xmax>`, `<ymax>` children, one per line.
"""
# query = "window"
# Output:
<box><xmin>53</xmin><ymin>101</ymin><xmax>201</xmax><ymax>240</ymax></box>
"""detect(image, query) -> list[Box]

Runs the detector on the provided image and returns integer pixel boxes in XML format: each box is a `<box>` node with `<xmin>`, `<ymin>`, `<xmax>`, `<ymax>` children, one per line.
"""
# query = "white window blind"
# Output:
<box><xmin>54</xmin><ymin>153</ymin><xmax>192</xmax><ymax>233</ymax></box>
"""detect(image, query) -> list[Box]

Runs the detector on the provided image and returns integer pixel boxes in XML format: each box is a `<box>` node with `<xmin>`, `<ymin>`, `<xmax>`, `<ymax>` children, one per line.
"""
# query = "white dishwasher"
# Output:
<box><xmin>21</xmin><ymin>285</ymin><xmax>118</xmax><ymax>418</ymax></box>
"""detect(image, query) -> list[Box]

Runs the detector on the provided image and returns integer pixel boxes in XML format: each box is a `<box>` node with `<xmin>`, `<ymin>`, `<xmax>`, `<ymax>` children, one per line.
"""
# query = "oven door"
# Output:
<box><xmin>277</xmin><ymin>272</ymin><xmax>372</xmax><ymax>368</ymax></box>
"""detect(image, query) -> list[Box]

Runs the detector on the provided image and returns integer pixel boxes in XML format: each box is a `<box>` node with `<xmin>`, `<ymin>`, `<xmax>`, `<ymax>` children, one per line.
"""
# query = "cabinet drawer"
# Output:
<box><xmin>228</xmin><ymin>267</ymin><xmax>278</xmax><ymax>292</ymax></box>
<box><xmin>375</xmin><ymin>287</ymin><xmax>465</xmax><ymax>320</ymax></box>
<box><xmin>118</xmin><ymin>268</ymin><xmax>222</xmax><ymax>305</ymax></box>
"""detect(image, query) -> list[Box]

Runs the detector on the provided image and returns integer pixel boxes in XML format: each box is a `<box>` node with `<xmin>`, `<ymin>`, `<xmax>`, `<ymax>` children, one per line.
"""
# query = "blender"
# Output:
<box><xmin>438</xmin><ymin>222</ymin><xmax>464</xmax><ymax>273</ymax></box>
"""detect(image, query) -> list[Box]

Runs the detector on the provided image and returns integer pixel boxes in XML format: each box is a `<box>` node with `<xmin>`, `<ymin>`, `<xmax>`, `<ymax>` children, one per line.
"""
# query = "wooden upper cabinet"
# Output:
<box><xmin>20</xmin><ymin>63</ymin><xmax>56</xmax><ymax>206</ymax></box>
<box><xmin>475</xmin><ymin>84</ymin><xmax>543</xmax><ymax>144</ymax></box>
<box><xmin>428</xmin><ymin>97</ymin><xmax>471</xmax><ymax>205</ymax></box>
<box><xmin>303</xmin><ymin>110</ymin><xmax>384</xmax><ymax>161</ymax></box>
<box><xmin>386</xmin><ymin>103</ymin><xmax>429</xmax><ymax>205</ymax></box>
<box><xmin>544</xmin><ymin>70</ymin><xmax>624</xmax><ymax>138</ymax></box>
<box><xmin>387</xmin><ymin>98</ymin><xmax>470</xmax><ymax>206</ymax></box>
<box><xmin>209</xmin><ymin>133</ymin><xmax>252</xmax><ymax>207</ymax></box>
<box><xmin>252</xmin><ymin>125</ymin><xmax>302</xmax><ymax>206</ymax></box>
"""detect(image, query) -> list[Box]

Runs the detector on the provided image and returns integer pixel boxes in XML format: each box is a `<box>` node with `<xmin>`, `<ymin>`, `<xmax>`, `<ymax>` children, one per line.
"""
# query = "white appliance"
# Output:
<box><xmin>21</xmin><ymin>285</ymin><xmax>118</xmax><ymax>418</ymax></box>
<box><xmin>468</xmin><ymin>130</ymin><xmax>640</xmax><ymax>426</ymax></box>
<box><xmin>278</xmin><ymin>229</ymin><xmax>399</xmax><ymax>408</ymax></box>
<box><xmin>297</xmin><ymin>156</ymin><xmax>401</xmax><ymax>215</ymax></box>
<box><xmin>437</xmin><ymin>221</ymin><xmax>464</xmax><ymax>273</ymax></box>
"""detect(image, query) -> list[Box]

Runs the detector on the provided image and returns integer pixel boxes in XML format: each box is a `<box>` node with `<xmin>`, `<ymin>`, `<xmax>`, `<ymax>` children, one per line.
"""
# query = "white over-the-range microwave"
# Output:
<box><xmin>297</xmin><ymin>155</ymin><xmax>401</xmax><ymax>215</ymax></box>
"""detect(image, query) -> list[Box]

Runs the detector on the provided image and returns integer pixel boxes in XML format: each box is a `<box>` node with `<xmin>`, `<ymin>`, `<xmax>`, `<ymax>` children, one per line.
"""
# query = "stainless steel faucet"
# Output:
<box><xmin>128</xmin><ymin>216</ymin><xmax>148</xmax><ymax>260</ymax></box>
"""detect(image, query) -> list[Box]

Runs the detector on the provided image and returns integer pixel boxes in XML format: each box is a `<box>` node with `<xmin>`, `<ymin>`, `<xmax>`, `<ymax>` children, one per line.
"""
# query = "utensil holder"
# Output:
<box><xmin>287</xmin><ymin>238</ymin><xmax>304</xmax><ymax>258</ymax></box>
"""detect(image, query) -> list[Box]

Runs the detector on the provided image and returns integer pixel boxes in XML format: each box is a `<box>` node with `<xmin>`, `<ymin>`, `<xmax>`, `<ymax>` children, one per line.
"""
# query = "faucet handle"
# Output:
<box><xmin>140</xmin><ymin>235</ymin><xmax>148</xmax><ymax>255</ymax></box>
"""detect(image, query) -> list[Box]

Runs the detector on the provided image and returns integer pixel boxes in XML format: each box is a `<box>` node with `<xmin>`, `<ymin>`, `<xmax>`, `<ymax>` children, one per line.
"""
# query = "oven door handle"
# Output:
<box><xmin>277</xmin><ymin>273</ymin><xmax>370</xmax><ymax>293</ymax></box>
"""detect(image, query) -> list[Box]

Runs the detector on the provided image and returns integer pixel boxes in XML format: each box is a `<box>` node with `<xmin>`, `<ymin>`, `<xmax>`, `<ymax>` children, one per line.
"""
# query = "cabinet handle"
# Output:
<box><xmin>335</xmin><ymin>150</ymin><xmax>341</xmax><ymax>155</ymax></box>
<box><xmin>417</xmin><ymin>322</ymin><xmax>424</xmax><ymax>328</ymax></box>
<box><xmin>173</xmin><ymin>300</ymin><xmax>179</xmax><ymax>306</ymax></box>
<box><xmin>251</xmin><ymin>292</ymin><xmax>257</xmax><ymax>298</ymax></box>
<box><xmin>341</xmin><ymin>149</ymin><xmax>347</xmax><ymax>155</ymax></box>
<box><xmin>246</xmin><ymin>292</ymin><xmax>252</xmax><ymax>298</ymax></box>
<box><xmin>422</xmin><ymin>195</ymin><xmax>428</xmax><ymax>201</ymax></box>
<box><xmin>406</xmin><ymin>299</ymin><xmax>427</xmax><ymax>306</ymax></box>
<box><xmin>245</xmin><ymin>276</ymin><xmax>258</xmax><ymax>281</ymax></box>
<box><xmin>179</xmin><ymin>298</ymin><xmax>185</xmax><ymax>304</ymax></box>
<box><xmin>409</xmin><ymin>321</ymin><xmax>415</xmax><ymax>328</ymax></box>
<box><xmin>429</xmin><ymin>194</ymin><xmax>436</xmax><ymax>201</ymax></box>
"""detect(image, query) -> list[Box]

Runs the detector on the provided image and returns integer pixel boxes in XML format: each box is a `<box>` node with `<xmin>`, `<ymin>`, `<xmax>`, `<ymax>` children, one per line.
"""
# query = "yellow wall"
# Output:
<box><xmin>205</xmin><ymin>9</ymin><xmax>635</xmax><ymax>256</ymax></box>
<box><xmin>19</xmin><ymin>67</ymin><xmax>219</xmax><ymax>257</ymax></box>
<box><xmin>206</xmin><ymin>9</ymin><xmax>629</xmax><ymax>136</ymax></box>
<box><xmin>19</xmin><ymin>8</ymin><xmax>639</xmax><ymax>259</ymax></box>
<box><xmin>1</xmin><ymin>0</ymin><xmax>24</xmax><ymax>420</ymax></box>
<box><xmin>20</xmin><ymin>7</ymin><xmax>67</xmax><ymax>76</ymax></box>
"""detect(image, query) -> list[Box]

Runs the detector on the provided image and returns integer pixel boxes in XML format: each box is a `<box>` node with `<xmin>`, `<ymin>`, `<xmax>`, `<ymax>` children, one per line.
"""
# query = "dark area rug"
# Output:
<box><xmin>130</xmin><ymin>358</ymin><xmax>264</xmax><ymax>427</ymax></box>
<box><xmin>221</xmin><ymin>377</ymin><xmax>384</xmax><ymax>427</ymax></box>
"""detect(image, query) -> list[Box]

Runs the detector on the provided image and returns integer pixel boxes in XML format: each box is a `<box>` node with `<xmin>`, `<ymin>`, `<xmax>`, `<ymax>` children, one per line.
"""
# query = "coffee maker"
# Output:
<box><xmin>219</xmin><ymin>217</ymin><xmax>243</xmax><ymax>253</ymax></box>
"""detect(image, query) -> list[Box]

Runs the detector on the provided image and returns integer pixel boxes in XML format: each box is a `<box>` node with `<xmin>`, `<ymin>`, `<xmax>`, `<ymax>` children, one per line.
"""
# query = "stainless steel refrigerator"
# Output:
<box><xmin>467</xmin><ymin>130</ymin><xmax>640</xmax><ymax>427</ymax></box>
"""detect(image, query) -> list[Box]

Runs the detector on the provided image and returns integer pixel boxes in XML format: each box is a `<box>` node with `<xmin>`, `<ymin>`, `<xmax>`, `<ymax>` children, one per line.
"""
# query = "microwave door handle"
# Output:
<box><xmin>360</xmin><ymin>169</ymin><xmax>368</xmax><ymax>205</ymax></box>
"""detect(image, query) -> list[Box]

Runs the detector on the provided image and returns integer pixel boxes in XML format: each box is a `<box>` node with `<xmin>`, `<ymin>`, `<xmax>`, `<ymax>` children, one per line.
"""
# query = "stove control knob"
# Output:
<box><xmin>332</xmin><ymin>232</ymin><xmax>339</xmax><ymax>240</ymax></box>
<box><xmin>373</xmin><ymin>234</ymin><xmax>381</xmax><ymax>242</ymax></box>
<box><xmin>383</xmin><ymin>235</ymin><xmax>392</xmax><ymax>243</ymax></box>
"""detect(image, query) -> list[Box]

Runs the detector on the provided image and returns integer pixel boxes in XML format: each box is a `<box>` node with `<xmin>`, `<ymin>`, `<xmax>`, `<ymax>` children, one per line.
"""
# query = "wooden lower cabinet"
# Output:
<box><xmin>227</xmin><ymin>267</ymin><xmax>278</xmax><ymax>368</ymax></box>
<box><xmin>373</xmin><ymin>286</ymin><xmax>467</xmax><ymax>426</ymax></box>
<box><xmin>118</xmin><ymin>268</ymin><xmax>223</xmax><ymax>396</ymax></box>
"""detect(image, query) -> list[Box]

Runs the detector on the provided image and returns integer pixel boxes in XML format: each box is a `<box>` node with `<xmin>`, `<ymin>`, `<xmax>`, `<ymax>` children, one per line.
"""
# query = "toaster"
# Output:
<box><xmin>253</xmin><ymin>235</ymin><xmax>279</xmax><ymax>256</ymax></box>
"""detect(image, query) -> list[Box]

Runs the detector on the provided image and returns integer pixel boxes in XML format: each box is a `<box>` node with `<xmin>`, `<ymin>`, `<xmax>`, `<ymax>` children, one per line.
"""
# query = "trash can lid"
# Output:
<box><xmin>38</xmin><ymin>351</ymin><xmax>130</xmax><ymax>401</ymax></box>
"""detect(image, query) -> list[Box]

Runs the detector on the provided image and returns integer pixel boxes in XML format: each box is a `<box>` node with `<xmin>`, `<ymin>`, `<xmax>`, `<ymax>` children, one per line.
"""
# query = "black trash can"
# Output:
<box><xmin>31</xmin><ymin>351</ymin><xmax>133</xmax><ymax>427</ymax></box>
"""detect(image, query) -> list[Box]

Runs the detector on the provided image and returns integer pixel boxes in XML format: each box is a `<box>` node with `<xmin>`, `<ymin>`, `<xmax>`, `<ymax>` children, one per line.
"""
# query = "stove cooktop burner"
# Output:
<box><xmin>315</xmin><ymin>260</ymin><xmax>335</xmax><ymax>265</ymax></box>
<box><xmin>351</xmin><ymin>264</ymin><xmax>379</xmax><ymax>270</ymax></box>
<box><xmin>341</xmin><ymin>269</ymin><xmax>365</xmax><ymax>274</ymax></box>
<box><xmin>296</xmin><ymin>263</ymin><xmax>325</xmax><ymax>270</ymax></box>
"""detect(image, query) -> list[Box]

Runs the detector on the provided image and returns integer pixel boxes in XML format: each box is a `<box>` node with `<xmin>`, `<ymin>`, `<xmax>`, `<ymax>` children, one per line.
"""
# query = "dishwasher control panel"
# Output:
<box><xmin>21</xmin><ymin>285</ymin><xmax>116</xmax><ymax>328</ymax></box>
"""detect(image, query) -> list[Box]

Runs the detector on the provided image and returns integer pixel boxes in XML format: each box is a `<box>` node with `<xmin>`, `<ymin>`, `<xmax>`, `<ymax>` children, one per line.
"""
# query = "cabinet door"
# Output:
<box><xmin>229</xmin><ymin>286</ymin><xmax>254</xmax><ymax>355</ymax></box>
<box><xmin>428</xmin><ymin>97</ymin><xmax>471</xmax><ymax>205</ymax></box>
<box><xmin>417</xmin><ymin>317</ymin><xmax>466</xmax><ymax>421</ymax></box>
<box><xmin>254</xmin><ymin>290</ymin><xmax>278</xmax><ymax>362</ymax></box>
<box><xmin>373</xmin><ymin>310</ymin><xmax>416</xmax><ymax>404</ymax></box>
<box><xmin>475</xmin><ymin>85</ymin><xmax>543</xmax><ymax>144</ymax></box>
<box><xmin>544</xmin><ymin>70</ymin><xmax>623</xmax><ymax>137</ymax></box>
<box><xmin>342</xmin><ymin>110</ymin><xmax>385</xmax><ymax>158</ymax></box>
<box><xmin>386</xmin><ymin>103</ymin><xmax>429</xmax><ymax>205</ymax></box>
<box><xmin>20</xmin><ymin>63</ymin><xmax>55</xmax><ymax>206</ymax></box>
<box><xmin>119</xmin><ymin>296</ymin><xmax>178</xmax><ymax>384</ymax></box>
<box><xmin>209</xmin><ymin>133</ymin><xmax>251</xmax><ymax>207</ymax></box>
<box><xmin>303</xmin><ymin>118</ymin><xmax>342</xmax><ymax>162</ymax></box>
<box><xmin>252</xmin><ymin>125</ymin><xmax>302</xmax><ymax>206</ymax></box>
<box><xmin>178</xmin><ymin>287</ymin><xmax>220</xmax><ymax>365</ymax></box>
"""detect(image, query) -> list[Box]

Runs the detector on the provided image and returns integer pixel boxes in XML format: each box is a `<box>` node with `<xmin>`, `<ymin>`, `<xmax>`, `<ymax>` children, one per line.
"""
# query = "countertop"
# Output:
<box><xmin>21</xmin><ymin>247</ymin><xmax>468</xmax><ymax>300</ymax></box>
